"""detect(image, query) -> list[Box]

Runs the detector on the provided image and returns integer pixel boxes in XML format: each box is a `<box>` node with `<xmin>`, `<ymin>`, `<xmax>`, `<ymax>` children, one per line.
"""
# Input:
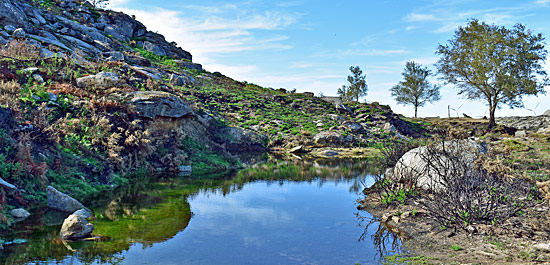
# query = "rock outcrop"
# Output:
<box><xmin>496</xmin><ymin>115</ymin><xmax>550</xmax><ymax>132</ymax></box>
<box><xmin>47</xmin><ymin>186</ymin><xmax>86</xmax><ymax>213</ymax></box>
<box><xmin>127</xmin><ymin>91</ymin><xmax>195</xmax><ymax>119</ymax></box>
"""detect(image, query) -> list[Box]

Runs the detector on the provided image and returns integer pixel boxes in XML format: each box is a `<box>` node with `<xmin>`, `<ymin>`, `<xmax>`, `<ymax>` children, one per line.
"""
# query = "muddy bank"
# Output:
<box><xmin>359</xmin><ymin>192</ymin><xmax>550</xmax><ymax>264</ymax></box>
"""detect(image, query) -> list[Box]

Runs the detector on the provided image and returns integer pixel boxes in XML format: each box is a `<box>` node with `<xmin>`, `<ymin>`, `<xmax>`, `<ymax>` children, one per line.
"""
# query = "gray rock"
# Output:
<box><xmin>543</xmin><ymin>109</ymin><xmax>550</xmax><ymax>116</ymax></box>
<box><xmin>391</xmin><ymin>139</ymin><xmax>487</xmax><ymax>191</ymax></box>
<box><xmin>27</xmin><ymin>34</ymin><xmax>72</xmax><ymax>51</ymax></box>
<box><xmin>47</xmin><ymin>186</ymin><xmax>85</xmax><ymax>213</ymax></box>
<box><xmin>143</xmin><ymin>41</ymin><xmax>166</xmax><ymax>56</ymax></box>
<box><xmin>128</xmin><ymin>91</ymin><xmax>194</xmax><ymax>119</ymax></box>
<box><xmin>176</xmin><ymin>60</ymin><xmax>202</xmax><ymax>72</ymax></box>
<box><xmin>60</xmin><ymin>35</ymin><xmax>99</xmax><ymax>53</ymax></box>
<box><xmin>73</xmin><ymin>208</ymin><xmax>92</xmax><ymax>219</ymax></box>
<box><xmin>32</xmin><ymin>9</ymin><xmax>47</xmax><ymax>24</ymax></box>
<box><xmin>22</xmin><ymin>67</ymin><xmax>39</xmax><ymax>74</ymax></box>
<box><xmin>383</xmin><ymin>122</ymin><xmax>397</xmax><ymax>133</ymax></box>
<box><xmin>289</xmin><ymin>145</ymin><xmax>304</xmax><ymax>153</ymax></box>
<box><xmin>344</xmin><ymin>122</ymin><xmax>363</xmax><ymax>132</ymax></box>
<box><xmin>538</xmin><ymin>127</ymin><xmax>550</xmax><ymax>134</ymax></box>
<box><xmin>178</xmin><ymin>165</ymin><xmax>192</xmax><ymax>176</ymax></box>
<box><xmin>169</xmin><ymin>73</ymin><xmax>195</xmax><ymax>86</ymax></box>
<box><xmin>12</xmin><ymin>28</ymin><xmax>26</xmax><ymax>38</ymax></box>
<box><xmin>10</xmin><ymin>208</ymin><xmax>30</xmax><ymax>219</ymax></box>
<box><xmin>0</xmin><ymin>36</ymin><xmax>7</xmax><ymax>45</ymax></box>
<box><xmin>103</xmin><ymin>51</ymin><xmax>124</xmax><ymax>62</ymax></box>
<box><xmin>534</xmin><ymin>243</ymin><xmax>550</xmax><ymax>252</ymax></box>
<box><xmin>32</xmin><ymin>74</ymin><xmax>44</xmax><ymax>84</ymax></box>
<box><xmin>76</xmin><ymin>72</ymin><xmax>119</xmax><ymax>89</ymax></box>
<box><xmin>60</xmin><ymin>213</ymin><xmax>94</xmax><ymax>240</ymax></box>
<box><xmin>0</xmin><ymin>30</ymin><xmax>9</xmax><ymax>38</ymax></box>
<box><xmin>313</xmin><ymin>131</ymin><xmax>342</xmax><ymax>145</ymax></box>
<box><xmin>320</xmin><ymin>150</ymin><xmax>339</xmax><ymax>157</ymax></box>
<box><xmin>0</xmin><ymin>0</ymin><xmax>28</xmax><ymax>28</ymax></box>
<box><xmin>0</xmin><ymin>177</ymin><xmax>18</xmax><ymax>194</ymax></box>
<box><xmin>130</xmin><ymin>65</ymin><xmax>162</xmax><ymax>80</ymax></box>
<box><xmin>4</xmin><ymin>25</ymin><xmax>16</xmax><ymax>33</ymax></box>
<box><xmin>515</xmin><ymin>130</ymin><xmax>527</xmax><ymax>137</ymax></box>
<box><xmin>104</xmin><ymin>25</ymin><xmax>129</xmax><ymax>42</ymax></box>
<box><xmin>39</xmin><ymin>48</ymin><xmax>57</xmax><ymax>59</ymax></box>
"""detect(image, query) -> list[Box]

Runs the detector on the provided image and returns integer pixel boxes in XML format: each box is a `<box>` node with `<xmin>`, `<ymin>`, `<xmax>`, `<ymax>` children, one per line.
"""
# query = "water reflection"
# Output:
<box><xmin>1</xmin><ymin>157</ymin><xmax>403</xmax><ymax>265</ymax></box>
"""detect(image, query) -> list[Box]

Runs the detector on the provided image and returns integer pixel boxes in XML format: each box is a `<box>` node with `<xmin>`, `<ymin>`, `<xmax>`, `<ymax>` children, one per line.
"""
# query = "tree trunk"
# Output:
<box><xmin>414</xmin><ymin>106</ymin><xmax>418</xmax><ymax>118</ymax></box>
<box><xmin>488</xmin><ymin>105</ymin><xmax>496</xmax><ymax>129</ymax></box>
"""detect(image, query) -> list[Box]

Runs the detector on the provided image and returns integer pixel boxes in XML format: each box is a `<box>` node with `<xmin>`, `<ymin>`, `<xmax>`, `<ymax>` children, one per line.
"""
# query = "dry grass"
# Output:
<box><xmin>0</xmin><ymin>39</ymin><xmax>40</xmax><ymax>60</ymax></box>
<box><xmin>0</xmin><ymin>80</ymin><xmax>21</xmax><ymax>107</ymax></box>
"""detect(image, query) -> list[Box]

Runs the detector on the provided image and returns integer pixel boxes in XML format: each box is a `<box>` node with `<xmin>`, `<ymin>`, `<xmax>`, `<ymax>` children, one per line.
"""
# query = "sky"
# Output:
<box><xmin>108</xmin><ymin>0</ymin><xmax>550</xmax><ymax>118</ymax></box>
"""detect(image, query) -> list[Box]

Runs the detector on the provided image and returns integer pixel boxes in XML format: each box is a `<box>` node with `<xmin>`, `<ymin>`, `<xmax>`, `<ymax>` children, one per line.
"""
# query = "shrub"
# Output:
<box><xmin>416</xmin><ymin>141</ymin><xmax>538</xmax><ymax>230</ymax></box>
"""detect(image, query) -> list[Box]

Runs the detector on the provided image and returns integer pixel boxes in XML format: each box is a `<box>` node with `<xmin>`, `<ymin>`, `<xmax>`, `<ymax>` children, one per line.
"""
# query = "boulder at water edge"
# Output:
<box><xmin>47</xmin><ymin>186</ymin><xmax>85</xmax><ymax>212</ymax></box>
<box><xmin>60</xmin><ymin>212</ymin><xmax>94</xmax><ymax>240</ymax></box>
<box><xmin>390</xmin><ymin>139</ymin><xmax>487</xmax><ymax>191</ymax></box>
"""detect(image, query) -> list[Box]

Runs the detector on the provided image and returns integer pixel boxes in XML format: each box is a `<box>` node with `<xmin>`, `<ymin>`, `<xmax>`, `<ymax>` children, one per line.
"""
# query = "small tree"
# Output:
<box><xmin>436</xmin><ymin>19</ymin><xmax>548</xmax><ymax>128</ymax></box>
<box><xmin>338</xmin><ymin>66</ymin><xmax>368</xmax><ymax>102</ymax></box>
<box><xmin>391</xmin><ymin>61</ymin><xmax>441</xmax><ymax>118</ymax></box>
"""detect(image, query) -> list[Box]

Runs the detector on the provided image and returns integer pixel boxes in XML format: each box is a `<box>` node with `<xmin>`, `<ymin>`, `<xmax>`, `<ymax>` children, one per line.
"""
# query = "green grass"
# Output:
<box><xmin>383</xmin><ymin>254</ymin><xmax>433</xmax><ymax>265</ymax></box>
<box><xmin>450</xmin><ymin>244</ymin><xmax>463</xmax><ymax>251</ymax></box>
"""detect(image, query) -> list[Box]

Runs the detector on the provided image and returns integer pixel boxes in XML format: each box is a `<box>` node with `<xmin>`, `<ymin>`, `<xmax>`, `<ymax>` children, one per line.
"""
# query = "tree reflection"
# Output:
<box><xmin>355</xmin><ymin>212</ymin><xmax>409</xmax><ymax>261</ymax></box>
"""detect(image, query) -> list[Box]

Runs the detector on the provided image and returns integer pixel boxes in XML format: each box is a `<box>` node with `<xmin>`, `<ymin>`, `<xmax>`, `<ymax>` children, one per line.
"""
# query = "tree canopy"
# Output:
<box><xmin>436</xmin><ymin>19</ymin><xmax>548</xmax><ymax>127</ymax></box>
<box><xmin>338</xmin><ymin>66</ymin><xmax>368</xmax><ymax>102</ymax></box>
<box><xmin>391</xmin><ymin>61</ymin><xmax>441</xmax><ymax>118</ymax></box>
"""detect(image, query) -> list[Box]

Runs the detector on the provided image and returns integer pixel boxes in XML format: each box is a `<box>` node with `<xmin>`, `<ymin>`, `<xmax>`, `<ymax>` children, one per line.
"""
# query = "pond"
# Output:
<box><xmin>1</xmin><ymin>159</ymin><xmax>404</xmax><ymax>264</ymax></box>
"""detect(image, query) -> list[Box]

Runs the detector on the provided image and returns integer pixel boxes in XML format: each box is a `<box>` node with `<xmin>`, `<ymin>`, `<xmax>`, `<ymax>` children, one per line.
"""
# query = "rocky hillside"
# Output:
<box><xmin>0</xmin><ymin>0</ymin><xmax>424</xmax><ymax>228</ymax></box>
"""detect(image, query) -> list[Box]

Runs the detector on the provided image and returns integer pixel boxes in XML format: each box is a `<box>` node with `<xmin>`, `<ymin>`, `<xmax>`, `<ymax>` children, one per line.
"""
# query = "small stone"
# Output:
<box><xmin>515</xmin><ymin>130</ymin><xmax>527</xmax><ymax>137</ymax></box>
<box><xmin>4</xmin><ymin>25</ymin><xmax>16</xmax><ymax>33</ymax></box>
<box><xmin>466</xmin><ymin>225</ymin><xmax>477</xmax><ymax>234</ymax></box>
<box><xmin>32</xmin><ymin>74</ymin><xmax>44</xmax><ymax>83</ymax></box>
<box><xmin>391</xmin><ymin>216</ymin><xmax>400</xmax><ymax>224</ymax></box>
<box><xmin>381</xmin><ymin>213</ymin><xmax>391</xmax><ymax>223</ymax></box>
<box><xmin>22</xmin><ymin>67</ymin><xmax>39</xmax><ymax>74</ymax></box>
<box><xmin>400</xmin><ymin>211</ymin><xmax>411</xmax><ymax>219</ymax></box>
<box><xmin>289</xmin><ymin>145</ymin><xmax>303</xmax><ymax>153</ymax></box>
<box><xmin>534</xmin><ymin>243</ymin><xmax>550</xmax><ymax>252</ymax></box>
<box><xmin>12</xmin><ymin>28</ymin><xmax>26</xmax><ymax>38</ymax></box>
<box><xmin>10</xmin><ymin>208</ymin><xmax>30</xmax><ymax>219</ymax></box>
<box><xmin>320</xmin><ymin>150</ymin><xmax>339</xmax><ymax>157</ymax></box>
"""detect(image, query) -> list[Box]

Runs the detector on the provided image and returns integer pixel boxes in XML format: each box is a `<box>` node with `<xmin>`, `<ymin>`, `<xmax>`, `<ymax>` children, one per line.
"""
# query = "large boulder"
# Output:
<box><xmin>127</xmin><ymin>91</ymin><xmax>194</xmax><ymax>119</ymax></box>
<box><xmin>543</xmin><ymin>109</ymin><xmax>550</xmax><ymax>116</ymax></box>
<box><xmin>390</xmin><ymin>139</ymin><xmax>487</xmax><ymax>191</ymax></box>
<box><xmin>47</xmin><ymin>186</ymin><xmax>85</xmax><ymax>213</ymax></box>
<box><xmin>76</xmin><ymin>72</ymin><xmax>120</xmax><ymax>89</ymax></box>
<box><xmin>60</xmin><ymin>213</ymin><xmax>94</xmax><ymax>240</ymax></box>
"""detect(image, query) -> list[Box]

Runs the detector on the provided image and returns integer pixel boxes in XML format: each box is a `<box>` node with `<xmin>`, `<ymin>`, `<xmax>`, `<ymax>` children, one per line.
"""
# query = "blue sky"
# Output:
<box><xmin>109</xmin><ymin>0</ymin><xmax>550</xmax><ymax>118</ymax></box>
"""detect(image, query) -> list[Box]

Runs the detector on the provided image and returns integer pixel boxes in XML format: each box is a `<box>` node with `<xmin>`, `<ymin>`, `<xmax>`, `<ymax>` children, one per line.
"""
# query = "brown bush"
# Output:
<box><xmin>0</xmin><ymin>80</ymin><xmax>21</xmax><ymax>107</ymax></box>
<box><xmin>0</xmin><ymin>39</ymin><xmax>40</xmax><ymax>60</ymax></box>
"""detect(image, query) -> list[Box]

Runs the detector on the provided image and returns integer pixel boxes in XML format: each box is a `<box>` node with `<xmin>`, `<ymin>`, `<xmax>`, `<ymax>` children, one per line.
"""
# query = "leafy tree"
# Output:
<box><xmin>436</xmin><ymin>19</ymin><xmax>548</xmax><ymax>128</ymax></box>
<box><xmin>391</xmin><ymin>61</ymin><xmax>441</xmax><ymax>118</ymax></box>
<box><xmin>338</xmin><ymin>66</ymin><xmax>368</xmax><ymax>102</ymax></box>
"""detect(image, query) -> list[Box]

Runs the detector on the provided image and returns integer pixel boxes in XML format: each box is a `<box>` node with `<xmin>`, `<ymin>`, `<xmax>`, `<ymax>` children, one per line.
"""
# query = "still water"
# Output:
<box><xmin>2</xmin><ymin>159</ymin><xmax>403</xmax><ymax>264</ymax></box>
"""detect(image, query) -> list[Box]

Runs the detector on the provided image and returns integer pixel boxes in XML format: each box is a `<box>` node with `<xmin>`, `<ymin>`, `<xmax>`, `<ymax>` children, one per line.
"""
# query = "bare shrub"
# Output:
<box><xmin>0</xmin><ymin>39</ymin><xmax>40</xmax><ymax>60</ymax></box>
<box><xmin>0</xmin><ymin>80</ymin><xmax>21</xmax><ymax>108</ymax></box>
<box><xmin>417</xmin><ymin>141</ymin><xmax>538</xmax><ymax>230</ymax></box>
<box><xmin>369</xmin><ymin>139</ymin><xmax>422</xmax><ymax>205</ymax></box>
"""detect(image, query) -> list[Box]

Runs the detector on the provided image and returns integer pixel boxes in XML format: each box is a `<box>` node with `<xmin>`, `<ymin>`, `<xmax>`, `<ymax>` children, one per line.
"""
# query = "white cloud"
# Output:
<box><xmin>405</xmin><ymin>13</ymin><xmax>439</xmax><ymax>22</ymax></box>
<box><xmin>112</xmin><ymin>7</ymin><xmax>295</xmax><ymax>61</ymax></box>
<box><xmin>536</xmin><ymin>0</ymin><xmax>550</xmax><ymax>4</ymax></box>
